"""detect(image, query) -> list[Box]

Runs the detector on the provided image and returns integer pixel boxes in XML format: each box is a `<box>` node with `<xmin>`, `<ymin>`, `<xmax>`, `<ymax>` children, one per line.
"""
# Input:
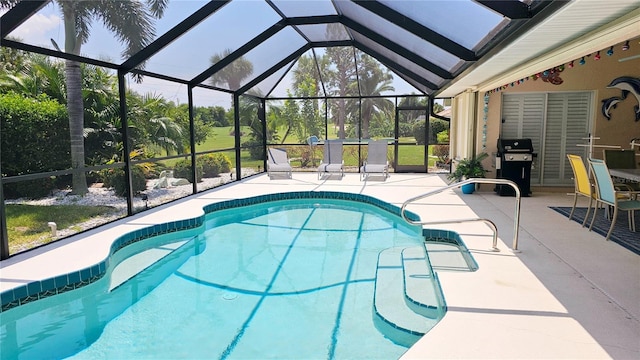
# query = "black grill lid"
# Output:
<box><xmin>497</xmin><ymin>138</ymin><xmax>534</xmax><ymax>153</ymax></box>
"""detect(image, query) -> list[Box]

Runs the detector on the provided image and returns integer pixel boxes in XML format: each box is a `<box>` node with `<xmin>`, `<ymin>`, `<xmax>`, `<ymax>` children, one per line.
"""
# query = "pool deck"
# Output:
<box><xmin>1</xmin><ymin>173</ymin><xmax>639</xmax><ymax>359</ymax></box>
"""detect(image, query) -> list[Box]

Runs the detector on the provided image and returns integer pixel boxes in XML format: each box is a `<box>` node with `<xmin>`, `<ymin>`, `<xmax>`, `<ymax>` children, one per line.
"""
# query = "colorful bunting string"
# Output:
<box><xmin>484</xmin><ymin>39</ymin><xmax>633</xmax><ymax>96</ymax></box>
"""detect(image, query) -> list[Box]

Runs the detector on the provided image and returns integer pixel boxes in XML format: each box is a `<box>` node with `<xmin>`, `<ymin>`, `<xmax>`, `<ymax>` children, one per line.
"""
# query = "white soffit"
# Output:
<box><xmin>438</xmin><ymin>0</ymin><xmax>640</xmax><ymax>98</ymax></box>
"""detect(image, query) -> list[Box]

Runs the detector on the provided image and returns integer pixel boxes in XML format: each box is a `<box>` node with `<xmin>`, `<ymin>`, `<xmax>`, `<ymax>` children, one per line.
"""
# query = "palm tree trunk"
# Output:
<box><xmin>65</xmin><ymin>59</ymin><xmax>88</xmax><ymax>195</ymax></box>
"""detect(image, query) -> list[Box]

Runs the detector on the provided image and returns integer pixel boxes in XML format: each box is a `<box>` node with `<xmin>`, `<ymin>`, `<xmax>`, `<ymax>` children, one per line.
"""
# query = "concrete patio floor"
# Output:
<box><xmin>1</xmin><ymin>173</ymin><xmax>638</xmax><ymax>359</ymax></box>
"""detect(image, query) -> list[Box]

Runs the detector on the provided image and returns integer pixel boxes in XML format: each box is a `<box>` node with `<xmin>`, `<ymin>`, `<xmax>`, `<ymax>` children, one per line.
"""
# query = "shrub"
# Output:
<box><xmin>201</xmin><ymin>153</ymin><xmax>232</xmax><ymax>177</ymax></box>
<box><xmin>0</xmin><ymin>93</ymin><xmax>69</xmax><ymax>198</ymax></box>
<box><xmin>399</xmin><ymin>122</ymin><xmax>414</xmax><ymax>138</ymax></box>
<box><xmin>437</xmin><ymin>130</ymin><xmax>449</xmax><ymax>144</ymax></box>
<box><xmin>100</xmin><ymin>165</ymin><xmax>147</xmax><ymax>196</ymax></box>
<box><xmin>430</xmin><ymin>119</ymin><xmax>449</xmax><ymax>144</ymax></box>
<box><xmin>413</xmin><ymin>120</ymin><xmax>426</xmax><ymax>145</ymax></box>
<box><xmin>242</xmin><ymin>138</ymin><xmax>265</xmax><ymax>160</ymax></box>
<box><xmin>413</xmin><ymin>118</ymin><xmax>450</xmax><ymax>145</ymax></box>
<box><xmin>174</xmin><ymin>158</ymin><xmax>202</xmax><ymax>183</ymax></box>
<box><xmin>432</xmin><ymin>145</ymin><xmax>450</xmax><ymax>164</ymax></box>
<box><xmin>4</xmin><ymin>178</ymin><xmax>55</xmax><ymax>199</ymax></box>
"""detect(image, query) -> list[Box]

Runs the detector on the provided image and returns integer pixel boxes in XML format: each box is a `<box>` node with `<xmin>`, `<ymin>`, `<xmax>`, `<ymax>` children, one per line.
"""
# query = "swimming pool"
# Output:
<box><xmin>0</xmin><ymin>192</ymin><xmax>448</xmax><ymax>359</ymax></box>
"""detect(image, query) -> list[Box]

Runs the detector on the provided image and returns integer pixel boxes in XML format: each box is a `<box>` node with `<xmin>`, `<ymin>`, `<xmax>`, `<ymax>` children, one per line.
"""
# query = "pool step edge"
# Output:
<box><xmin>373</xmin><ymin>246</ymin><xmax>441</xmax><ymax>347</ymax></box>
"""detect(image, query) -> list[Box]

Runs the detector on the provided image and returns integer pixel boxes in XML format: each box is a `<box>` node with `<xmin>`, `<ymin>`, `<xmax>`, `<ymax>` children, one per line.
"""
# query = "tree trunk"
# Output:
<box><xmin>65</xmin><ymin>59</ymin><xmax>88</xmax><ymax>195</ymax></box>
<box><xmin>337</xmin><ymin>98</ymin><xmax>346</xmax><ymax>139</ymax></box>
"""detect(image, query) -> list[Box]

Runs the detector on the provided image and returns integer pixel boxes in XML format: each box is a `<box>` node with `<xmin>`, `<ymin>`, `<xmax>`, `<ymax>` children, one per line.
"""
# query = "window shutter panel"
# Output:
<box><xmin>501</xmin><ymin>93</ymin><xmax>545</xmax><ymax>184</ymax></box>
<box><xmin>544</xmin><ymin>92</ymin><xmax>591</xmax><ymax>185</ymax></box>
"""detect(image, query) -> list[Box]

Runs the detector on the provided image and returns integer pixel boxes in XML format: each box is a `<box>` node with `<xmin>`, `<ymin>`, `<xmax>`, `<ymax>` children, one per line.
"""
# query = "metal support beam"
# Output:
<box><xmin>475</xmin><ymin>0</ymin><xmax>531</xmax><ymax>19</ymax></box>
<box><xmin>188</xmin><ymin>85</ymin><xmax>198</xmax><ymax>195</ymax></box>
<box><xmin>352</xmin><ymin>1</ymin><xmax>476</xmax><ymax>61</ymax></box>
<box><xmin>354</xmin><ymin>42</ymin><xmax>439</xmax><ymax>91</ymax></box>
<box><xmin>191</xmin><ymin>21</ymin><xmax>286</xmax><ymax>86</ymax></box>
<box><xmin>0</xmin><ymin>132</ymin><xmax>8</xmax><ymax>259</ymax></box>
<box><xmin>340</xmin><ymin>17</ymin><xmax>453</xmax><ymax>80</ymax></box>
<box><xmin>121</xmin><ymin>0</ymin><xmax>230</xmax><ymax>72</ymax></box>
<box><xmin>233</xmin><ymin>93</ymin><xmax>242</xmax><ymax>181</ymax></box>
<box><xmin>237</xmin><ymin>45</ymin><xmax>309</xmax><ymax>95</ymax></box>
<box><xmin>0</xmin><ymin>0</ymin><xmax>48</xmax><ymax>37</ymax></box>
<box><xmin>118</xmin><ymin>70</ymin><xmax>134</xmax><ymax>216</ymax></box>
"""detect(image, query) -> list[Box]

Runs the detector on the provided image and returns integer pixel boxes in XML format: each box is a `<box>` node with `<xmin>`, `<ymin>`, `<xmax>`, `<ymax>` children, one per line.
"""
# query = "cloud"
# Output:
<box><xmin>6</xmin><ymin>12</ymin><xmax>61</xmax><ymax>47</ymax></box>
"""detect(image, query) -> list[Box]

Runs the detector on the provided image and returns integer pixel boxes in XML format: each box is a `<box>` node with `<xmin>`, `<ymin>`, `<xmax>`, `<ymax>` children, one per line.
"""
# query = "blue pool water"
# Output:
<box><xmin>0</xmin><ymin>197</ymin><xmax>447</xmax><ymax>359</ymax></box>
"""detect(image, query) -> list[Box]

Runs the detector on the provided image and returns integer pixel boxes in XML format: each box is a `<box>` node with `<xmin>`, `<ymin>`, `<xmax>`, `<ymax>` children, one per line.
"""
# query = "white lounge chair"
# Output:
<box><xmin>317</xmin><ymin>140</ymin><xmax>344</xmax><ymax>179</ymax></box>
<box><xmin>360</xmin><ymin>139</ymin><xmax>389</xmax><ymax>181</ymax></box>
<box><xmin>267</xmin><ymin>148</ymin><xmax>292</xmax><ymax>179</ymax></box>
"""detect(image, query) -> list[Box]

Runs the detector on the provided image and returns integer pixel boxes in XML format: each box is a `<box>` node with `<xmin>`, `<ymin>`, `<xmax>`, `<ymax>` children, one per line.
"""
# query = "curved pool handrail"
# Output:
<box><xmin>401</xmin><ymin>178</ymin><xmax>522</xmax><ymax>252</ymax></box>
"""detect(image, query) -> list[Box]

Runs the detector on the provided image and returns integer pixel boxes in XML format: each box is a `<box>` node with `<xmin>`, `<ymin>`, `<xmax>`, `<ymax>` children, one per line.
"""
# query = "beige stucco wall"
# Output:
<box><xmin>476</xmin><ymin>37</ymin><xmax>640</xmax><ymax>177</ymax></box>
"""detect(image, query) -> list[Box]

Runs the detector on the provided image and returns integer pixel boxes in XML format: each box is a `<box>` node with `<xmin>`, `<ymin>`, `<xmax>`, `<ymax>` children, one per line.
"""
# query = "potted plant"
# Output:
<box><xmin>447</xmin><ymin>152</ymin><xmax>489</xmax><ymax>194</ymax></box>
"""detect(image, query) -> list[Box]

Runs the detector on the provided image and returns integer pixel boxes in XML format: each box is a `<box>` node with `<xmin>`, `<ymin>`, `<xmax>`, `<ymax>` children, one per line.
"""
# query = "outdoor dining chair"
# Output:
<box><xmin>587</xmin><ymin>158</ymin><xmax>640</xmax><ymax>241</ymax></box>
<box><xmin>360</xmin><ymin>139</ymin><xmax>390</xmax><ymax>181</ymax></box>
<box><xmin>567</xmin><ymin>154</ymin><xmax>596</xmax><ymax>226</ymax></box>
<box><xmin>603</xmin><ymin>149</ymin><xmax>640</xmax><ymax>197</ymax></box>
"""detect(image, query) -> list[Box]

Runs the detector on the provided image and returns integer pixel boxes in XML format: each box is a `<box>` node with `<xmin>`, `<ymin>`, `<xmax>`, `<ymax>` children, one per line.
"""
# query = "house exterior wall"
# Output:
<box><xmin>477</xmin><ymin>37</ymin><xmax>640</xmax><ymax>178</ymax></box>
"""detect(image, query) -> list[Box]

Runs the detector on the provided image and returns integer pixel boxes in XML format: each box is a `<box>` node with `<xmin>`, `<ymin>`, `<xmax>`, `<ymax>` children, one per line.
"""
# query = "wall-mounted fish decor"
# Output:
<box><xmin>601</xmin><ymin>96</ymin><xmax>623</xmax><ymax>120</ymax></box>
<box><xmin>601</xmin><ymin>76</ymin><xmax>640</xmax><ymax>121</ymax></box>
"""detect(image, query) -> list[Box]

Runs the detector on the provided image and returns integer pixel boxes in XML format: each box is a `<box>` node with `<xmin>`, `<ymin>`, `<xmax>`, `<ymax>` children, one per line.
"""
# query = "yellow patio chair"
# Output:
<box><xmin>567</xmin><ymin>154</ymin><xmax>596</xmax><ymax>226</ymax></box>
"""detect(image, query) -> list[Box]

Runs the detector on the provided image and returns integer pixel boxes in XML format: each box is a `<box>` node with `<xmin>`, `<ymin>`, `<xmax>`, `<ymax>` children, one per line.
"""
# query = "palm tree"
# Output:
<box><xmin>324</xmin><ymin>46</ymin><xmax>356</xmax><ymax>139</ymax></box>
<box><xmin>54</xmin><ymin>0</ymin><xmax>167</xmax><ymax>195</ymax></box>
<box><xmin>354</xmin><ymin>54</ymin><xmax>394</xmax><ymax>139</ymax></box>
<box><xmin>209</xmin><ymin>49</ymin><xmax>254</xmax><ymax>92</ymax></box>
<box><xmin>0</xmin><ymin>53</ymin><xmax>65</xmax><ymax>102</ymax></box>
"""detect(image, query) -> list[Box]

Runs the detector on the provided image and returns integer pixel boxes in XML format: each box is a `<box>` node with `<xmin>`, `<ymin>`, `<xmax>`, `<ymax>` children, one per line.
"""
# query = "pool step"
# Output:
<box><xmin>373</xmin><ymin>246</ymin><xmax>442</xmax><ymax>347</ymax></box>
<box><xmin>109</xmin><ymin>240</ymin><xmax>190</xmax><ymax>291</ymax></box>
<box><xmin>402</xmin><ymin>247</ymin><xmax>442</xmax><ymax>319</ymax></box>
<box><xmin>425</xmin><ymin>241</ymin><xmax>478</xmax><ymax>272</ymax></box>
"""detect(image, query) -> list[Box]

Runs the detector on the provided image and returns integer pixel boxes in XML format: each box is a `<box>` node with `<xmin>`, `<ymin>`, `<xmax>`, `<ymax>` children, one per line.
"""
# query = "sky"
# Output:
<box><xmin>3</xmin><ymin>0</ymin><xmax>432</xmax><ymax>109</ymax></box>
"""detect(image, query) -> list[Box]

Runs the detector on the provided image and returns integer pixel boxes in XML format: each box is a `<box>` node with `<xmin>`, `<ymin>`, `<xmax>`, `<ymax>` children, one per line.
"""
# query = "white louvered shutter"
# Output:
<box><xmin>543</xmin><ymin>92</ymin><xmax>591</xmax><ymax>185</ymax></box>
<box><xmin>501</xmin><ymin>93</ymin><xmax>545</xmax><ymax>184</ymax></box>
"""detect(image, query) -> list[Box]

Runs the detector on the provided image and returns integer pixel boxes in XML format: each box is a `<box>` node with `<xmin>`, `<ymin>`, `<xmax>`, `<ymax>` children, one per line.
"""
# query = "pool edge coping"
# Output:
<box><xmin>0</xmin><ymin>191</ymin><xmax>423</xmax><ymax>313</ymax></box>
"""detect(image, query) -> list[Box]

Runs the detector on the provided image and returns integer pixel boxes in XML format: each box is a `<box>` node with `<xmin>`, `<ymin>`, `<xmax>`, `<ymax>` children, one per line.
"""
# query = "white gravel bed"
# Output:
<box><xmin>5</xmin><ymin>172</ymin><xmax>247</xmax><ymax>251</ymax></box>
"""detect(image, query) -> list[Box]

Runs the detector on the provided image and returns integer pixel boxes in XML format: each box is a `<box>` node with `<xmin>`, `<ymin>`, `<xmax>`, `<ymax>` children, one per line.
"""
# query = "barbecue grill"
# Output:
<box><xmin>495</xmin><ymin>138</ymin><xmax>535</xmax><ymax>196</ymax></box>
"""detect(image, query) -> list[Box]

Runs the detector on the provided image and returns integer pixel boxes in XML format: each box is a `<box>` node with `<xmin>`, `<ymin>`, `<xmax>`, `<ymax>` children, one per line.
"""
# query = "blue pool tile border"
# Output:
<box><xmin>0</xmin><ymin>191</ymin><xmax>421</xmax><ymax>313</ymax></box>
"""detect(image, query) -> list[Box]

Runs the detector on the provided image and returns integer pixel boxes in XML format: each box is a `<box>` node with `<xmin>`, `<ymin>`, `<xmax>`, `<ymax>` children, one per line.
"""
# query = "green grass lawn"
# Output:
<box><xmin>6</xmin><ymin>204</ymin><xmax>116</xmax><ymax>251</ymax></box>
<box><xmin>148</xmin><ymin>125</ymin><xmax>444</xmax><ymax>169</ymax></box>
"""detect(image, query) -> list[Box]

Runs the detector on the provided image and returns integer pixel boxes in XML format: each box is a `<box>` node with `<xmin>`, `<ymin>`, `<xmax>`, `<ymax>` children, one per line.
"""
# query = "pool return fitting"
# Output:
<box><xmin>401</xmin><ymin>178</ymin><xmax>522</xmax><ymax>253</ymax></box>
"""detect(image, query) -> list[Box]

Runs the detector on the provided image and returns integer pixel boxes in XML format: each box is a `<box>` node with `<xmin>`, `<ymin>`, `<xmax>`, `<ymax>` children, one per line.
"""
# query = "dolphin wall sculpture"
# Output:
<box><xmin>604</xmin><ymin>76</ymin><xmax>640</xmax><ymax>121</ymax></box>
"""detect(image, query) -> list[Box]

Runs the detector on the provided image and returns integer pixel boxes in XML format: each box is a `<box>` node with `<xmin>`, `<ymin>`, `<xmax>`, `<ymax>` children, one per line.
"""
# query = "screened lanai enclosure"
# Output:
<box><xmin>0</xmin><ymin>0</ymin><xmax>566</xmax><ymax>258</ymax></box>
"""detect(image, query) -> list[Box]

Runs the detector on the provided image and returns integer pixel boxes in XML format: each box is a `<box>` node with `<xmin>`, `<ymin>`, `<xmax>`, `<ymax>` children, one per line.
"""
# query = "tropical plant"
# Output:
<box><xmin>447</xmin><ymin>153</ymin><xmax>489</xmax><ymax>183</ymax></box>
<box><xmin>353</xmin><ymin>53</ymin><xmax>394</xmax><ymax>139</ymax></box>
<box><xmin>49</xmin><ymin>0</ymin><xmax>167</xmax><ymax>195</ymax></box>
<box><xmin>0</xmin><ymin>53</ymin><xmax>66</xmax><ymax>102</ymax></box>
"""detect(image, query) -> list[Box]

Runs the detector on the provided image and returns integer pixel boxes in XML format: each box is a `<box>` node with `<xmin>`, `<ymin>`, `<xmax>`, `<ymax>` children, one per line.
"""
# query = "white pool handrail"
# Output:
<box><xmin>401</xmin><ymin>178</ymin><xmax>522</xmax><ymax>252</ymax></box>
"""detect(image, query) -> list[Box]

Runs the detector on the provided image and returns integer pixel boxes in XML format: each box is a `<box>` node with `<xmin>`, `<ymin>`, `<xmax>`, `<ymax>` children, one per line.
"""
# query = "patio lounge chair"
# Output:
<box><xmin>267</xmin><ymin>148</ymin><xmax>292</xmax><ymax>179</ymax></box>
<box><xmin>317</xmin><ymin>140</ymin><xmax>344</xmax><ymax>179</ymax></box>
<box><xmin>360</xmin><ymin>139</ymin><xmax>389</xmax><ymax>181</ymax></box>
